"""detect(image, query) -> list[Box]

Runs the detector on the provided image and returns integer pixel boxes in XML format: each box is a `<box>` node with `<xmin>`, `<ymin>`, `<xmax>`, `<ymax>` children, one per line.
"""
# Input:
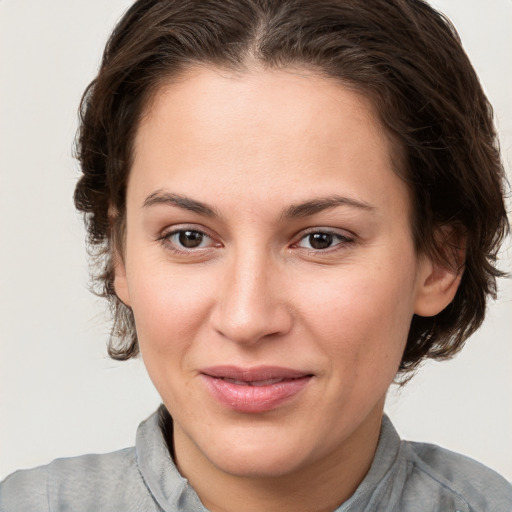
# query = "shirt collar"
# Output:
<box><xmin>136</xmin><ymin>408</ymin><xmax>205</xmax><ymax>512</ymax></box>
<box><xmin>135</xmin><ymin>408</ymin><xmax>406</xmax><ymax>512</ymax></box>
<box><xmin>334</xmin><ymin>414</ymin><xmax>406</xmax><ymax>511</ymax></box>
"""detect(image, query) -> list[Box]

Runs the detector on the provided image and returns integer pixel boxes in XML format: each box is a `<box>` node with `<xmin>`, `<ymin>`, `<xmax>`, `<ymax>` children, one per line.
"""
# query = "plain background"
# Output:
<box><xmin>0</xmin><ymin>0</ymin><xmax>511</xmax><ymax>481</ymax></box>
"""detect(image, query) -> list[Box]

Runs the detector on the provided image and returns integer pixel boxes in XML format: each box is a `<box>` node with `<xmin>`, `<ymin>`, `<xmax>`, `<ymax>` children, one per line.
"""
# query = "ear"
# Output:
<box><xmin>414</xmin><ymin>251</ymin><xmax>464</xmax><ymax>318</ymax></box>
<box><xmin>113</xmin><ymin>253</ymin><xmax>132</xmax><ymax>307</ymax></box>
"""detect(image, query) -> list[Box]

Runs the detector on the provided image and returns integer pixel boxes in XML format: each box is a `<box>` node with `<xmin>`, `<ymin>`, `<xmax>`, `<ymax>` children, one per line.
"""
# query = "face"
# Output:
<box><xmin>115</xmin><ymin>67</ymin><xmax>453</xmax><ymax>480</ymax></box>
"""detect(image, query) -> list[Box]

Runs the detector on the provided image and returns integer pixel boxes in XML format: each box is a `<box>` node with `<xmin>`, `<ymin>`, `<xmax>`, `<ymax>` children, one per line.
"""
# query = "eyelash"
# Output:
<box><xmin>158</xmin><ymin>227</ymin><xmax>218</xmax><ymax>255</ymax></box>
<box><xmin>292</xmin><ymin>229</ymin><xmax>355</xmax><ymax>253</ymax></box>
<box><xmin>158</xmin><ymin>226</ymin><xmax>355</xmax><ymax>255</ymax></box>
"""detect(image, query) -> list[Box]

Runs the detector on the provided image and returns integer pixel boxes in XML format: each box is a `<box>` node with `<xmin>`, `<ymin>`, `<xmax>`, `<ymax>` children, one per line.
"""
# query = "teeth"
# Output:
<box><xmin>223</xmin><ymin>378</ymin><xmax>249</xmax><ymax>385</ymax></box>
<box><xmin>249</xmin><ymin>378</ymin><xmax>284</xmax><ymax>386</ymax></box>
<box><xmin>222</xmin><ymin>377</ymin><xmax>284</xmax><ymax>386</ymax></box>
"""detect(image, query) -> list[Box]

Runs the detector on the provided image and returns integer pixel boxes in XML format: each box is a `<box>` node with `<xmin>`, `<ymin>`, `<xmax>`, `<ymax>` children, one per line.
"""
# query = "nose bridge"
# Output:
<box><xmin>211</xmin><ymin>244</ymin><xmax>291</xmax><ymax>344</ymax></box>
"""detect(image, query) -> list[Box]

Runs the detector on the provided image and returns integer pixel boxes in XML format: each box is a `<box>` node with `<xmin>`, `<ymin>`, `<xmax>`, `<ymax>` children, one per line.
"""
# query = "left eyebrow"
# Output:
<box><xmin>282</xmin><ymin>195</ymin><xmax>376</xmax><ymax>218</ymax></box>
<box><xmin>142</xmin><ymin>190</ymin><xmax>219</xmax><ymax>217</ymax></box>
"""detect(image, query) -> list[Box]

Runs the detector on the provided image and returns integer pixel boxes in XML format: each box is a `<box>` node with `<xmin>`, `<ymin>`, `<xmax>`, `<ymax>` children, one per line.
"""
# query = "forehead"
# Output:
<box><xmin>140</xmin><ymin>66</ymin><xmax>385</xmax><ymax>153</ymax></box>
<box><xmin>130</xmin><ymin>66</ymin><xmax>409</xmax><ymax>218</ymax></box>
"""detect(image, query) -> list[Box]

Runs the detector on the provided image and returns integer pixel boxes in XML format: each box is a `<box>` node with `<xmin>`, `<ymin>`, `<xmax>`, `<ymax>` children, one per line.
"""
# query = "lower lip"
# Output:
<box><xmin>201</xmin><ymin>375</ymin><xmax>312</xmax><ymax>413</ymax></box>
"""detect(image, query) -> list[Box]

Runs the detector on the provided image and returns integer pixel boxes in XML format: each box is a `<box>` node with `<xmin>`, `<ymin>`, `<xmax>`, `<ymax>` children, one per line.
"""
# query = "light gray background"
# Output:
<box><xmin>1</xmin><ymin>0</ymin><xmax>511</xmax><ymax>480</ymax></box>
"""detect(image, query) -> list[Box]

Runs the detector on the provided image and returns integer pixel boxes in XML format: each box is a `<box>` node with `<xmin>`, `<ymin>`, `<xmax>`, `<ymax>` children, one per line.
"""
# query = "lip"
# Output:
<box><xmin>200</xmin><ymin>365</ymin><xmax>313</xmax><ymax>413</ymax></box>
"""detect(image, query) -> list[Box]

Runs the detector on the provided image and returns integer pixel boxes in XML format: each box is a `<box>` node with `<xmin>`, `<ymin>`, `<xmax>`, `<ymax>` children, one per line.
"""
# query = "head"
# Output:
<box><xmin>74</xmin><ymin>0</ymin><xmax>508</xmax><ymax>381</ymax></box>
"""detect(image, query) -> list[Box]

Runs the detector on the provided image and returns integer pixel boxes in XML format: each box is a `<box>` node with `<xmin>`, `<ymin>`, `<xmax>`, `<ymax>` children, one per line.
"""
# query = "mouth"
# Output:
<box><xmin>200</xmin><ymin>366</ymin><xmax>314</xmax><ymax>413</ymax></box>
<box><xmin>220</xmin><ymin>377</ymin><xmax>291</xmax><ymax>386</ymax></box>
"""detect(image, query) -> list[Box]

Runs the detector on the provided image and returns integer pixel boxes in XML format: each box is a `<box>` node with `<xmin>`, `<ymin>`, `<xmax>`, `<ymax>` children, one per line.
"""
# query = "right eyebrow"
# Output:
<box><xmin>282</xmin><ymin>195</ymin><xmax>376</xmax><ymax>219</ymax></box>
<box><xmin>142</xmin><ymin>190</ymin><xmax>219</xmax><ymax>217</ymax></box>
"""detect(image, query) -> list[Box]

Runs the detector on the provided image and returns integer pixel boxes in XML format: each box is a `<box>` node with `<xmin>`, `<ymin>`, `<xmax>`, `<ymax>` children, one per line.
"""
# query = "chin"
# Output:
<box><xmin>207</xmin><ymin>444</ymin><xmax>309</xmax><ymax>479</ymax></box>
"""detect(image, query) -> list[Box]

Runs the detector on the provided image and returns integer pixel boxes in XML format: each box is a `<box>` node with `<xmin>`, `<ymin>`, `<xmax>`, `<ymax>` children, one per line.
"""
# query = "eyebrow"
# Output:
<box><xmin>143</xmin><ymin>191</ymin><xmax>219</xmax><ymax>217</ymax></box>
<box><xmin>142</xmin><ymin>190</ymin><xmax>375</xmax><ymax>219</ymax></box>
<box><xmin>282</xmin><ymin>195</ymin><xmax>375</xmax><ymax>218</ymax></box>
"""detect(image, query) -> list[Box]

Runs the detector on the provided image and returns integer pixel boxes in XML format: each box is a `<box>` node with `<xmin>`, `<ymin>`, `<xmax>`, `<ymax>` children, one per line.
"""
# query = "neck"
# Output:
<box><xmin>171</xmin><ymin>407</ymin><xmax>383</xmax><ymax>512</ymax></box>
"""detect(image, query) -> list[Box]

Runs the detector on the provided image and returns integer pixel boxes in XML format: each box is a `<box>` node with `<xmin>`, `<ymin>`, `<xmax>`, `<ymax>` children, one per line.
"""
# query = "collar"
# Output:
<box><xmin>135</xmin><ymin>408</ymin><xmax>406</xmax><ymax>512</ymax></box>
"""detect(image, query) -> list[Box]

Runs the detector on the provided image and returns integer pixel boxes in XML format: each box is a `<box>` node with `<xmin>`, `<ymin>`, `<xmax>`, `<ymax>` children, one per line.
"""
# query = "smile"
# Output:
<box><xmin>221</xmin><ymin>377</ymin><xmax>287</xmax><ymax>386</ymax></box>
<box><xmin>200</xmin><ymin>366</ymin><xmax>313</xmax><ymax>413</ymax></box>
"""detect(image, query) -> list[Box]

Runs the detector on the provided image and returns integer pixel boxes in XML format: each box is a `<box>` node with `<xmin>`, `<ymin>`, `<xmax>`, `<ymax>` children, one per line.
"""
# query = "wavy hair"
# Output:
<box><xmin>74</xmin><ymin>0</ymin><xmax>509</xmax><ymax>377</ymax></box>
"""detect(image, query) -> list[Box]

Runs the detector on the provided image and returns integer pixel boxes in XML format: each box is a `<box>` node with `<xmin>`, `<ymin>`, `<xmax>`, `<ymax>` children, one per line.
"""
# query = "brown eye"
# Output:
<box><xmin>160</xmin><ymin>227</ymin><xmax>219</xmax><ymax>255</ymax></box>
<box><xmin>308</xmin><ymin>233</ymin><xmax>333</xmax><ymax>250</ymax></box>
<box><xmin>163</xmin><ymin>229</ymin><xmax>211</xmax><ymax>250</ymax></box>
<box><xmin>178</xmin><ymin>230</ymin><xmax>205</xmax><ymax>248</ymax></box>
<box><xmin>296</xmin><ymin>231</ymin><xmax>353</xmax><ymax>251</ymax></box>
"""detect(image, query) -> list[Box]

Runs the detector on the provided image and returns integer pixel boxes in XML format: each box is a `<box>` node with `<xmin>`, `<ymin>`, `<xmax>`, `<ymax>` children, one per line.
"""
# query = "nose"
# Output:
<box><xmin>209</xmin><ymin>250</ymin><xmax>293</xmax><ymax>346</ymax></box>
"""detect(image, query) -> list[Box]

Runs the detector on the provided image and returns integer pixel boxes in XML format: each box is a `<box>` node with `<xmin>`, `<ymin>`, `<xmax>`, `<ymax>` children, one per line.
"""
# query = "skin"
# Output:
<box><xmin>114</xmin><ymin>66</ymin><xmax>461</xmax><ymax>512</ymax></box>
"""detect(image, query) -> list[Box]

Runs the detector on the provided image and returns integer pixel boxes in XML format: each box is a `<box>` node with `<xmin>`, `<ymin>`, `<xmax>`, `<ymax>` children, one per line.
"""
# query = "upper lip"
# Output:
<box><xmin>200</xmin><ymin>365</ymin><xmax>313</xmax><ymax>382</ymax></box>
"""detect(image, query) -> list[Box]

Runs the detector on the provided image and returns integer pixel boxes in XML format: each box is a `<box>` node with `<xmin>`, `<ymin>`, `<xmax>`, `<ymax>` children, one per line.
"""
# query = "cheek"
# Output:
<box><xmin>128</xmin><ymin>266</ymin><xmax>218</xmax><ymax>406</ymax></box>
<box><xmin>127</xmin><ymin>264</ymin><xmax>214</xmax><ymax>357</ymax></box>
<box><xmin>295</xmin><ymin>262</ymin><xmax>415</xmax><ymax>371</ymax></box>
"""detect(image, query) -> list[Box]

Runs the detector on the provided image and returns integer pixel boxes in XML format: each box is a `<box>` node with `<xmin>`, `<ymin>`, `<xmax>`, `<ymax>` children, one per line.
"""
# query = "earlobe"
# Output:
<box><xmin>414</xmin><ymin>256</ymin><xmax>463</xmax><ymax>317</ymax></box>
<box><xmin>113</xmin><ymin>255</ymin><xmax>132</xmax><ymax>307</ymax></box>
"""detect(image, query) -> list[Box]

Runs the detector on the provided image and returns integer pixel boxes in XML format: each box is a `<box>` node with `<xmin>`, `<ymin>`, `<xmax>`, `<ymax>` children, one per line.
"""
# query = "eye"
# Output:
<box><xmin>164</xmin><ymin>229</ymin><xmax>214</xmax><ymax>250</ymax></box>
<box><xmin>295</xmin><ymin>231</ymin><xmax>352</xmax><ymax>251</ymax></box>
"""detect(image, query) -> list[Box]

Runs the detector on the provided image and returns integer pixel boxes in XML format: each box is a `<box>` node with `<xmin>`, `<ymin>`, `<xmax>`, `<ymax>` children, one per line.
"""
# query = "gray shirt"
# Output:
<box><xmin>1</xmin><ymin>410</ymin><xmax>511</xmax><ymax>511</ymax></box>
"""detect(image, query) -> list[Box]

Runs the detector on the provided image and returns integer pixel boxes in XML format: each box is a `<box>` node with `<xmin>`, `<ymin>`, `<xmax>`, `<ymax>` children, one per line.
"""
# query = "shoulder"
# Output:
<box><xmin>0</xmin><ymin>447</ymin><xmax>159</xmax><ymax>512</ymax></box>
<box><xmin>402</xmin><ymin>440</ymin><xmax>512</xmax><ymax>512</ymax></box>
<box><xmin>0</xmin><ymin>462</ymin><xmax>49</xmax><ymax>512</ymax></box>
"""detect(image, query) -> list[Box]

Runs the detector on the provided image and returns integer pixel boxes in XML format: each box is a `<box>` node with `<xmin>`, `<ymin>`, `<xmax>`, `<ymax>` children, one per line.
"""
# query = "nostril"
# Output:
<box><xmin>210</xmin><ymin>302</ymin><xmax>293</xmax><ymax>345</ymax></box>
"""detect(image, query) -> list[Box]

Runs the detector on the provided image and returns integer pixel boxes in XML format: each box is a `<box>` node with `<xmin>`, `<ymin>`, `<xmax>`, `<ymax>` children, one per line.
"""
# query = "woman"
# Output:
<box><xmin>1</xmin><ymin>0</ymin><xmax>511</xmax><ymax>510</ymax></box>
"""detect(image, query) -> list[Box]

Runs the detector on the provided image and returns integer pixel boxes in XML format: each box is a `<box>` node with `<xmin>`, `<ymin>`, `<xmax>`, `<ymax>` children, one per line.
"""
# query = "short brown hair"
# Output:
<box><xmin>74</xmin><ymin>0</ymin><xmax>509</xmax><ymax>376</ymax></box>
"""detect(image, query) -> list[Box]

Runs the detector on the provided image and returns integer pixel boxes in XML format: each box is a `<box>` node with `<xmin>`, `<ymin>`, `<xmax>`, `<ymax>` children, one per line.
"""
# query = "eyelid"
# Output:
<box><xmin>294</xmin><ymin>226</ymin><xmax>354</xmax><ymax>241</ymax></box>
<box><xmin>291</xmin><ymin>227</ymin><xmax>355</xmax><ymax>251</ymax></box>
<box><xmin>158</xmin><ymin>224</ymin><xmax>222</xmax><ymax>252</ymax></box>
<box><xmin>156</xmin><ymin>224</ymin><xmax>355</xmax><ymax>256</ymax></box>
